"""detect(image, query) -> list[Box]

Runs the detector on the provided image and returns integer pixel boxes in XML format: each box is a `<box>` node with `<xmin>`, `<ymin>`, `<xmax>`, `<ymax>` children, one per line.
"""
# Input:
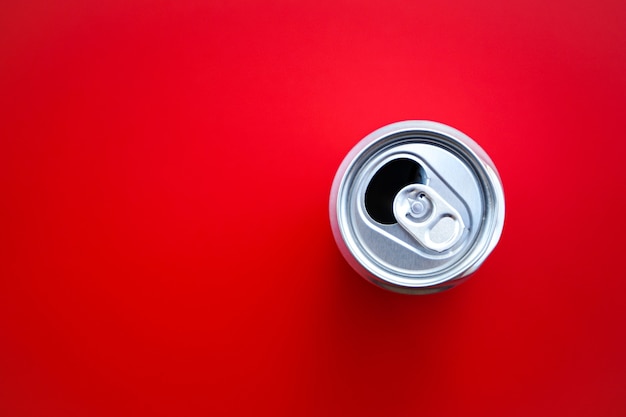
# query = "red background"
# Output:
<box><xmin>1</xmin><ymin>1</ymin><xmax>625</xmax><ymax>416</ymax></box>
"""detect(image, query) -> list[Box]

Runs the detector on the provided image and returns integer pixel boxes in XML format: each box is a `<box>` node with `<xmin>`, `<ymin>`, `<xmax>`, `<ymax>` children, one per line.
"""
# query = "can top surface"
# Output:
<box><xmin>330</xmin><ymin>121</ymin><xmax>505</xmax><ymax>292</ymax></box>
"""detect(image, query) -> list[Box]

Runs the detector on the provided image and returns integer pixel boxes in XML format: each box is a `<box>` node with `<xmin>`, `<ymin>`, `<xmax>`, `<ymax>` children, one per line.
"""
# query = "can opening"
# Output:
<box><xmin>365</xmin><ymin>158</ymin><xmax>426</xmax><ymax>225</ymax></box>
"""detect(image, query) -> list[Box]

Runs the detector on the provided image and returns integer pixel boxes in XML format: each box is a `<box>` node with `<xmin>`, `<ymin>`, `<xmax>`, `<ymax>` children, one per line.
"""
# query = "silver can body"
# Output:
<box><xmin>329</xmin><ymin>121</ymin><xmax>505</xmax><ymax>294</ymax></box>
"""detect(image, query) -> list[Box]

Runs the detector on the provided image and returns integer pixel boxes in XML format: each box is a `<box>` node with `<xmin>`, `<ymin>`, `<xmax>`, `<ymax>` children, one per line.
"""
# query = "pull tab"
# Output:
<box><xmin>392</xmin><ymin>184</ymin><xmax>465</xmax><ymax>252</ymax></box>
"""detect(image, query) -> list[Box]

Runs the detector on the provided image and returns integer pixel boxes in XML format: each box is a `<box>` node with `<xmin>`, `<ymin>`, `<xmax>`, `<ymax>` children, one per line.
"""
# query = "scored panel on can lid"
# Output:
<box><xmin>329</xmin><ymin>121</ymin><xmax>505</xmax><ymax>294</ymax></box>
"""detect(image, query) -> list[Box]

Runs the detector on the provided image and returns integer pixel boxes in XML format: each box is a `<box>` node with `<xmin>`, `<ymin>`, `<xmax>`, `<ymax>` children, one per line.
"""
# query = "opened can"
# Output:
<box><xmin>329</xmin><ymin>121</ymin><xmax>505</xmax><ymax>294</ymax></box>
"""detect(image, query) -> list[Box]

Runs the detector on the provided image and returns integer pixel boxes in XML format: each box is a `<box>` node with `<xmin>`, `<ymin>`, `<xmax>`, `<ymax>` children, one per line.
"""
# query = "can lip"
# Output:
<box><xmin>329</xmin><ymin>120</ymin><xmax>505</xmax><ymax>293</ymax></box>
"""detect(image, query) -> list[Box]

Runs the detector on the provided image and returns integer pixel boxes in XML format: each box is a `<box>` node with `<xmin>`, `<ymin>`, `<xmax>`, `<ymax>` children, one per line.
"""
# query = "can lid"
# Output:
<box><xmin>330</xmin><ymin>121</ymin><xmax>505</xmax><ymax>293</ymax></box>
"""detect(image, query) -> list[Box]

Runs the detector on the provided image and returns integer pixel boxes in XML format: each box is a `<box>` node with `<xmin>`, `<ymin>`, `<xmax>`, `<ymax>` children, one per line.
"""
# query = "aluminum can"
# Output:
<box><xmin>329</xmin><ymin>121</ymin><xmax>505</xmax><ymax>294</ymax></box>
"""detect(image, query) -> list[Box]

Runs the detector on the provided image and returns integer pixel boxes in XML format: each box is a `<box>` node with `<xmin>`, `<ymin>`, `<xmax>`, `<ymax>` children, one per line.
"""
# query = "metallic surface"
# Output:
<box><xmin>393</xmin><ymin>183</ymin><xmax>466</xmax><ymax>252</ymax></box>
<box><xmin>330</xmin><ymin>121</ymin><xmax>505</xmax><ymax>294</ymax></box>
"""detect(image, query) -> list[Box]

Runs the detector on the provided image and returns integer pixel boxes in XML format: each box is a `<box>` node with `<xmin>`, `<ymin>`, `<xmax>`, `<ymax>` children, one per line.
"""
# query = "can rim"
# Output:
<box><xmin>329</xmin><ymin>120</ymin><xmax>505</xmax><ymax>293</ymax></box>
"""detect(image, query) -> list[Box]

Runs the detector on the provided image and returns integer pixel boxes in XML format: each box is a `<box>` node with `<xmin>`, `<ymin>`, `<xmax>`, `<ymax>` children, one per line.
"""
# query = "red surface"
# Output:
<box><xmin>1</xmin><ymin>1</ymin><xmax>626</xmax><ymax>416</ymax></box>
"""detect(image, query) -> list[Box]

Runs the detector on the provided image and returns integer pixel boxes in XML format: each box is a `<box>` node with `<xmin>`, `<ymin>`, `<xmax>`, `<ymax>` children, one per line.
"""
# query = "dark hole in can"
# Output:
<box><xmin>365</xmin><ymin>158</ymin><xmax>426</xmax><ymax>224</ymax></box>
